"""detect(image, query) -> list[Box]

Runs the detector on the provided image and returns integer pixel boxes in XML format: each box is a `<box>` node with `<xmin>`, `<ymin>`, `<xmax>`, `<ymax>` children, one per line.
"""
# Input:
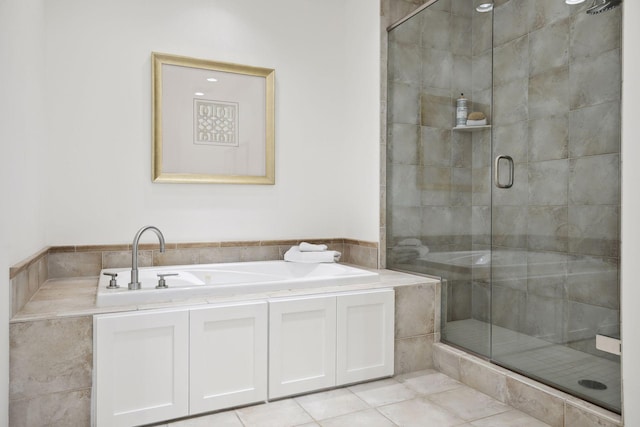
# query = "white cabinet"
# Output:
<box><xmin>190</xmin><ymin>301</ymin><xmax>268</xmax><ymax>413</ymax></box>
<box><xmin>94</xmin><ymin>309</ymin><xmax>190</xmax><ymax>427</ymax></box>
<box><xmin>269</xmin><ymin>289</ymin><xmax>394</xmax><ymax>399</ymax></box>
<box><xmin>94</xmin><ymin>302</ymin><xmax>268</xmax><ymax>427</ymax></box>
<box><xmin>269</xmin><ymin>295</ymin><xmax>337</xmax><ymax>399</ymax></box>
<box><xmin>336</xmin><ymin>289</ymin><xmax>395</xmax><ymax>385</ymax></box>
<box><xmin>95</xmin><ymin>288</ymin><xmax>395</xmax><ymax>425</ymax></box>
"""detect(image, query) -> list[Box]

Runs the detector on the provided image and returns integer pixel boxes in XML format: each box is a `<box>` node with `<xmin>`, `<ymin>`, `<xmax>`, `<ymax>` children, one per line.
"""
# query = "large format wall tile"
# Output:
<box><xmin>493</xmin><ymin>35</ymin><xmax>529</xmax><ymax>87</ymax></box>
<box><xmin>388</xmin><ymin>206</ymin><xmax>422</xmax><ymax>239</ymax></box>
<box><xmin>422</xmin><ymin>47</ymin><xmax>453</xmax><ymax>90</ymax></box>
<box><xmin>569</xmin><ymin>154</ymin><xmax>620</xmax><ymax>205</ymax></box>
<box><xmin>570</xmin><ymin>7</ymin><xmax>621</xmax><ymax>62</ymax></box>
<box><xmin>527</xmin><ymin>0</ymin><xmax>570</xmax><ymax>32</ymax></box>
<box><xmin>472</xmin><ymin>11</ymin><xmax>492</xmax><ymax>56</ymax></box>
<box><xmin>570</xmin><ymin>48</ymin><xmax>621</xmax><ymax>110</ymax></box>
<box><xmin>389</xmin><ymin>81</ymin><xmax>420</xmax><ymax>125</ymax></box>
<box><xmin>568</xmin><ymin>205</ymin><xmax>619</xmax><ymax>258</ymax></box>
<box><xmin>527</xmin><ymin>252</ymin><xmax>567</xmax><ymax>299</ymax></box>
<box><xmin>493</xmin><ymin>121</ymin><xmax>528</xmax><ymax>164</ymax></box>
<box><xmin>422</xmin><ymin>10</ymin><xmax>451</xmax><ymax>50</ymax></box>
<box><xmin>10</xmin><ymin>316</ymin><xmax>92</xmax><ymax>400</ymax></box>
<box><xmin>569</xmin><ymin>101</ymin><xmax>620</xmax><ymax>157</ymax></box>
<box><xmin>493</xmin><ymin>78</ymin><xmax>528</xmax><ymax>125</ymax></box>
<box><xmin>492</xmin><ymin>286</ymin><xmax>526</xmax><ymax>332</ymax></box>
<box><xmin>421</xmin><ymin>91</ymin><xmax>454</xmax><ymax>128</ymax></box>
<box><xmin>529</xmin><ymin>18</ymin><xmax>569</xmax><ymax>77</ymax></box>
<box><xmin>389</xmin><ymin>42</ymin><xmax>422</xmax><ymax>85</ymax></box>
<box><xmin>395</xmin><ymin>283</ymin><xmax>436</xmax><ymax>338</ymax></box>
<box><xmin>527</xmin><ymin>206</ymin><xmax>568</xmax><ymax>252</ymax></box>
<box><xmin>523</xmin><ymin>294</ymin><xmax>566</xmax><ymax>343</ymax></box>
<box><xmin>528</xmin><ymin>67</ymin><xmax>570</xmax><ymax>120</ymax></box>
<box><xmin>566</xmin><ymin>301</ymin><xmax>619</xmax><ymax>342</ymax></box>
<box><xmin>493</xmin><ymin>0</ymin><xmax>529</xmax><ymax>46</ymax></box>
<box><xmin>528</xmin><ymin>160</ymin><xmax>569</xmax><ymax>206</ymax></box>
<box><xmin>388</xmin><ymin>123</ymin><xmax>420</xmax><ymax>165</ymax></box>
<box><xmin>421</xmin><ymin>126</ymin><xmax>451</xmax><ymax>167</ymax></box>
<box><xmin>10</xmin><ymin>388</ymin><xmax>91</xmax><ymax>427</ymax></box>
<box><xmin>528</xmin><ymin>116</ymin><xmax>568</xmax><ymax>162</ymax></box>
<box><xmin>450</xmin><ymin>14</ymin><xmax>472</xmax><ymax>56</ymax></box>
<box><xmin>394</xmin><ymin>334</ymin><xmax>435</xmax><ymax>375</ymax></box>
<box><xmin>48</xmin><ymin>251</ymin><xmax>102</xmax><ymax>279</ymax></box>
<box><xmin>421</xmin><ymin>166</ymin><xmax>452</xmax><ymax>206</ymax></box>
<box><xmin>388</xmin><ymin>164</ymin><xmax>421</xmax><ymax>207</ymax></box>
<box><xmin>566</xmin><ymin>255</ymin><xmax>618</xmax><ymax>309</ymax></box>
<box><xmin>492</xmin><ymin>206</ymin><xmax>528</xmax><ymax>249</ymax></box>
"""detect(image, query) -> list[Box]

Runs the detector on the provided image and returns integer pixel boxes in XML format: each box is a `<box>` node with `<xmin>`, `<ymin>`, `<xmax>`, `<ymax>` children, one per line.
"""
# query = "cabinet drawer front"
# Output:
<box><xmin>269</xmin><ymin>296</ymin><xmax>337</xmax><ymax>399</ymax></box>
<box><xmin>190</xmin><ymin>301</ymin><xmax>268</xmax><ymax>413</ymax></box>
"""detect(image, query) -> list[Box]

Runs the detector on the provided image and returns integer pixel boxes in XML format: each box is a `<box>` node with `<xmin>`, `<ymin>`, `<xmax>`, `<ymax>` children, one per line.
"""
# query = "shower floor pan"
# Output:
<box><xmin>443</xmin><ymin>318</ymin><xmax>621</xmax><ymax>413</ymax></box>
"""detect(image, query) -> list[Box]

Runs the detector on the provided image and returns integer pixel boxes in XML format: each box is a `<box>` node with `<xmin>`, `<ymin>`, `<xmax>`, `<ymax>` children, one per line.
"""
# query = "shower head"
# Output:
<box><xmin>586</xmin><ymin>0</ymin><xmax>621</xmax><ymax>15</ymax></box>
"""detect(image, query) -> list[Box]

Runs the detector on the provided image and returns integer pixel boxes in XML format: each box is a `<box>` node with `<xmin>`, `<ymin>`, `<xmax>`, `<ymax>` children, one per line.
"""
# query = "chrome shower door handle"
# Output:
<box><xmin>494</xmin><ymin>155</ymin><xmax>514</xmax><ymax>189</ymax></box>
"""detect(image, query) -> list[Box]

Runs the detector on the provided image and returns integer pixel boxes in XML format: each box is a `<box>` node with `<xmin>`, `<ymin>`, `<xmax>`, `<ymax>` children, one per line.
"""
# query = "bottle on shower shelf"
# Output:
<box><xmin>456</xmin><ymin>93</ymin><xmax>468</xmax><ymax>127</ymax></box>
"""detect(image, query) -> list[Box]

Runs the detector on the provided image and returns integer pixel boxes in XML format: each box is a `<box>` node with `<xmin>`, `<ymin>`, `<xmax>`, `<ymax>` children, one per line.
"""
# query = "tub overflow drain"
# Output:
<box><xmin>578</xmin><ymin>379</ymin><xmax>607</xmax><ymax>390</ymax></box>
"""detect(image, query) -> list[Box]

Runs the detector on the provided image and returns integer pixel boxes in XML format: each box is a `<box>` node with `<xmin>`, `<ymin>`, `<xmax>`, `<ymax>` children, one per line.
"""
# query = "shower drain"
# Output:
<box><xmin>578</xmin><ymin>379</ymin><xmax>608</xmax><ymax>390</ymax></box>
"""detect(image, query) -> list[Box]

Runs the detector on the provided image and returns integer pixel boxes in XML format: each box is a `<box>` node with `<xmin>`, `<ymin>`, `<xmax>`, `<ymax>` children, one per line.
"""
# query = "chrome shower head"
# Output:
<box><xmin>586</xmin><ymin>0</ymin><xmax>622</xmax><ymax>15</ymax></box>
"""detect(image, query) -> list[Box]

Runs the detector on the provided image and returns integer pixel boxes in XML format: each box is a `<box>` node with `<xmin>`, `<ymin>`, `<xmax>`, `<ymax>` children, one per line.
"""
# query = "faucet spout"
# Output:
<box><xmin>129</xmin><ymin>225</ymin><xmax>165</xmax><ymax>290</ymax></box>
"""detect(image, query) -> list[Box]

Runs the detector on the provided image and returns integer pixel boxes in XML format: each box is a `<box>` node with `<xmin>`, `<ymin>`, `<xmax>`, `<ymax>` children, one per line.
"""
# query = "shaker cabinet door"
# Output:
<box><xmin>336</xmin><ymin>289</ymin><xmax>395</xmax><ymax>386</ymax></box>
<box><xmin>190</xmin><ymin>301</ymin><xmax>268</xmax><ymax>414</ymax></box>
<box><xmin>269</xmin><ymin>295</ymin><xmax>337</xmax><ymax>399</ymax></box>
<box><xmin>94</xmin><ymin>309</ymin><xmax>190</xmax><ymax>427</ymax></box>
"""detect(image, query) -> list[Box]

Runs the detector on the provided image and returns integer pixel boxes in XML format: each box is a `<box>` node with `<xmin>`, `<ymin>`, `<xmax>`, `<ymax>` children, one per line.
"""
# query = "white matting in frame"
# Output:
<box><xmin>152</xmin><ymin>52</ymin><xmax>275</xmax><ymax>184</ymax></box>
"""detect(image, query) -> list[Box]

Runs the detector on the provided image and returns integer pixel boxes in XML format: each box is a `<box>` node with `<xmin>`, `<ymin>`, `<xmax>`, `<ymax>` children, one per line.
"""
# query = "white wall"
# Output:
<box><xmin>341</xmin><ymin>0</ymin><xmax>381</xmax><ymax>240</ymax></box>
<box><xmin>621</xmin><ymin>0</ymin><xmax>640</xmax><ymax>423</ymax></box>
<box><xmin>0</xmin><ymin>0</ymin><xmax>47</xmax><ymax>424</ymax></box>
<box><xmin>42</xmin><ymin>0</ymin><xmax>381</xmax><ymax>246</ymax></box>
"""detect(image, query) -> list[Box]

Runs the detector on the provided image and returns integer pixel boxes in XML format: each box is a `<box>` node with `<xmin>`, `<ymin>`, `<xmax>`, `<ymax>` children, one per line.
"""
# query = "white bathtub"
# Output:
<box><xmin>97</xmin><ymin>261</ymin><xmax>379</xmax><ymax>307</ymax></box>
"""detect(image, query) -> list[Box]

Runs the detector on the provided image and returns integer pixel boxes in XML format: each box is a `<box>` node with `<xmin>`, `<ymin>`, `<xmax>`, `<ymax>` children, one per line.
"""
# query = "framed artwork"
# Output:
<box><xmin>152</xmin><ymin>52</ymin><xmax>275</xmax><ymax>184</ymax></box>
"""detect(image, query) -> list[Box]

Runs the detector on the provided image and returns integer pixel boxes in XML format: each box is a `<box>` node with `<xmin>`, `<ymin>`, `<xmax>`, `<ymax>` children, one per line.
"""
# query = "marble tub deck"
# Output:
<box><xmin>151</xmin><ymin>370</ymin><xmax>550</xmax><ymax>427</ymax></box>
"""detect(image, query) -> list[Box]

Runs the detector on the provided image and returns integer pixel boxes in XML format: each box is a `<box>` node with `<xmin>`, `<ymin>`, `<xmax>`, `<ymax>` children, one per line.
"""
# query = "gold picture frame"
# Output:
<box><xmin>152</xmin><ymin>52</ymin><xmax>275</xmax><ymax>184</ymax></box>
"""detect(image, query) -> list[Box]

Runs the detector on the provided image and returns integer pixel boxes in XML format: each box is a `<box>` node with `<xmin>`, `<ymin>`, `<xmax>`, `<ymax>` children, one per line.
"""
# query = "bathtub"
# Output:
<box><xmin>97</xmin><ymin>260</ymin><xmax>379</xmax><ymax>307</ymax></box>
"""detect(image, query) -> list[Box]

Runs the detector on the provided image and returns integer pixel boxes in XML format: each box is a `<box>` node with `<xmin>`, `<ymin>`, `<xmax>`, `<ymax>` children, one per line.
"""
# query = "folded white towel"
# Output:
<box><xmin>284</xmin><ymin>246</ymin><xmax>341</xmax><ymax>263</ymax></box>
<box><xmin>466</xmin><ymin>118</ymin><xmax>487</xmax><ymax>126</ymax></box>
<box><xmin>299</xmin><ymin>242</ymin><xmax>329</xmax><ymax>252</ymax></box>
<box><xmin>390</xmin><ymin>244</ymin><xmax>430</xmax><ymax>263</ymax></box>
<box><xmin>397</xmin><ymin>238</ymin><xmax>422</xmax><ymax>247</ymax></box>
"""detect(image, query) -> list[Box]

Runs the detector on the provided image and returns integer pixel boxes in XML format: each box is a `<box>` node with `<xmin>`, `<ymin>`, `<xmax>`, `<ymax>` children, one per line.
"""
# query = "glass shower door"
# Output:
<box><xmin>386</xmin><ymin>0</ymin><xmax>621</xmax><ymax>414</ymax></box>
<box><xmin>386</xmin><ymin>0</ymin><xmax>494</xmax><ymax>358</ymax></box>
<box><xmin>489</xmin><ymin>0</ymin><xmax>621</xmax><ymax>413</ymax></box>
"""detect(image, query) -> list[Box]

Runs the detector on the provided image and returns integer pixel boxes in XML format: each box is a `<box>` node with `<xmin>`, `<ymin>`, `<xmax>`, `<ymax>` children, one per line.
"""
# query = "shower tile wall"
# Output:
<box><xmin>487</xmin><ymin>0</ymin><xmax>621</xmax><ymax>350</ymax></box>
<box><xmin>388</xmin><ymin>0</ymin><xmax>621</xmax><ymax>356</ymax></box>
<box><xmin>389</xmin><ymin>0</ymin><xmax>471</xmax><ymax>251</ymax></box>
<box><xmin>387</xmin><ymin>0</ymin><xmax>492</xmax><ymax>328</ymax></box>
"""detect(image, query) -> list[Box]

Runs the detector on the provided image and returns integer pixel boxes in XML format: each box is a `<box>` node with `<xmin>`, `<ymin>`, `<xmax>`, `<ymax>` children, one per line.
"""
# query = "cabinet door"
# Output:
<box><xmin>190</xmin><ymin>301</ymin><xmax>268</xmax><ymax>414</ymax></box>
<box><xmin>269</xmin><ymin>295</ymin><xmax>336</xmax><ymax>399</ymax></box>
<box><xmin>336</xmin><ymin>289</ymin><xmax>395</xmax><ymax>386</ymax></box>
<box><xmin>94</xmin><ymin>309</ymin><xmax>189</xmax><ymax>427</ymax></box>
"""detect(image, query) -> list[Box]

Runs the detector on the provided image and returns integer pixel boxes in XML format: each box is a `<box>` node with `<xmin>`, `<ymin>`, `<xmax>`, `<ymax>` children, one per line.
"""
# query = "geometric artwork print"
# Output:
<box><xmin>194</xmin><ymin>99</ymin><xmax>239</xmax><ymax>146</ymax></box>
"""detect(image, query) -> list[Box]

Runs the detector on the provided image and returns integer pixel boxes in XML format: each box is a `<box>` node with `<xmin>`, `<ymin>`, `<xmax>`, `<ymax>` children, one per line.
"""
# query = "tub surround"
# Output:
<box><xmin>9</xmin><ymin>260</ymin><xmax>438</xmax><ymax>426</ymax></box>
<box><xmin>9</xmin><ymin>238</ymin><xmax>379</xmax><ymax>317</ymax></box>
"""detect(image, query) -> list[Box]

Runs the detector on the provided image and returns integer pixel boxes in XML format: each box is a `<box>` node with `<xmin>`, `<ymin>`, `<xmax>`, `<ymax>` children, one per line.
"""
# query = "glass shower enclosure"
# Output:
<box><xmin>386</xmin><ymin>0</ymin><xmax>621</xmax><ymax>413</ymax></box>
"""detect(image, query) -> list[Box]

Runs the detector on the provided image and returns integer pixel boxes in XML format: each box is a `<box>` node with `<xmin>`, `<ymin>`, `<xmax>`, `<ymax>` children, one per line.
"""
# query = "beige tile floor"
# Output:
<box><xmin>159</xmin><ymin>370</ymin><xmax>551</xmax><ymax>427</ymax></box>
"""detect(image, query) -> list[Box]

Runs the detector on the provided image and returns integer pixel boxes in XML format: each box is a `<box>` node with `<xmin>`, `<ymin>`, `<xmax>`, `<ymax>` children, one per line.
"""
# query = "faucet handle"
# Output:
<box><xmin>102</xmin><ymin>272</ymin><xmax>119</xmax><ymax>289</ymax></box>
<box><xmin>157</xmin><ymin>273</ymin><xmax>178</xmax><ymax>289</ymax></box>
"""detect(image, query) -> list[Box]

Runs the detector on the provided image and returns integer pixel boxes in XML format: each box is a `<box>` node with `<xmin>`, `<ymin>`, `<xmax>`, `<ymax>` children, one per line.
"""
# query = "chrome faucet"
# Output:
<box><xmin>129</xmin><ymin>225</ymin><xmax>165</xmax><ymax>290</ymax></box>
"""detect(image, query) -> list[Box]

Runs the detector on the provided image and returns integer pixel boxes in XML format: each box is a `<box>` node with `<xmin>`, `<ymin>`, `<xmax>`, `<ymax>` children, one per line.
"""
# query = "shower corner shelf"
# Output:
<box><xmin>452</xmin><ymin>125</ymin><xmax>492</xmax><ymax>132</ymax></box>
